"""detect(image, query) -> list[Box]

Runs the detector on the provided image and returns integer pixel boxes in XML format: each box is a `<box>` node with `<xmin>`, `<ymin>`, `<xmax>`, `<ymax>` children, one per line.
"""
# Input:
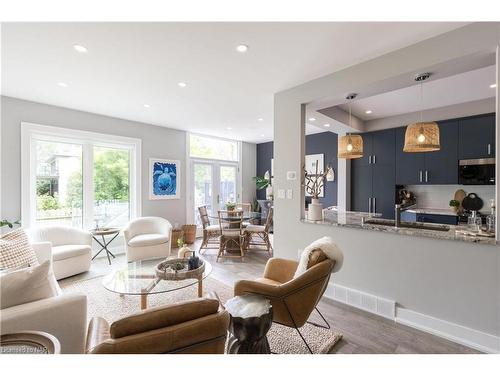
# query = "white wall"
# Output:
<box><xmin>241</xmin><ymin>142</ymin><xmax>257</xmax><ymax>205</ymax></box>
<box><xmin>273</xmin><ymin>23</ymin><xmax>500</xmax><ymax>351</ymax></box>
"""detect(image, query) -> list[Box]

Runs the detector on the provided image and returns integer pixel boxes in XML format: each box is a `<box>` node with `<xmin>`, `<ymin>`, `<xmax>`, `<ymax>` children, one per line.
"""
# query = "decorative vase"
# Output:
<box><xmin>177</xmin><ymin>245</ymin><xmax>192</xmax><ymax>259</ymax></box>
<box><xmin>308</xmin><ymin>198</ymin><xmax>323</xmax><ymax>221</ymax></box>
<box><xmin>188</xmin><ymin>251</ymin><xmax>201</xmax><ymax>270</ymax></box>
<box><xmin>265</xmin><ymin>185</ymin><xmax>273</xmax><ymax>200</ymax></box>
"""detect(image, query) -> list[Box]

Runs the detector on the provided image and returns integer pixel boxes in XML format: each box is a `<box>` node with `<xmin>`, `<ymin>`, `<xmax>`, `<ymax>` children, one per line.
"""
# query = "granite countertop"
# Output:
<box><xmin>301</xmin><ymin>211</ymin><xmax>497</xmax><ymax>246</ymax></box>
<box><xmin>403</xmin><ymin>207</ymin><xmax>459</xmax><ymax>216</ymax></box>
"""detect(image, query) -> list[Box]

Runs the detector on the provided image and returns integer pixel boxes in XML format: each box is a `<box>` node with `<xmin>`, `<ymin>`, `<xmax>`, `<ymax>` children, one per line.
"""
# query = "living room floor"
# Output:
<box><xmin>73</xmin><ymin>238</ymin><xmax>478</xmax><ymax>354</ymax></box>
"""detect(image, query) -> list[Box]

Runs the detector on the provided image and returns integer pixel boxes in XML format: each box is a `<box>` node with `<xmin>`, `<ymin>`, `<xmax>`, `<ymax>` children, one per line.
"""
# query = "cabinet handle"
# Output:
<box><xmin>488</xmin><ymin>144</ymin><xmax>491</xmax><ymax>155</ymax></box>
<box><xmin>419</xmin><ymin>170</ymin><xmax>423</xmax><ymax>182</ymax></box>
<box><xmin>425</xmin><ymin>170</ymin><xmax>429</xmax><ymax>182</ymax></box>
<box><xmin>373</xmin><ymin>197</ymin><xmax>376</xmax><ymax>213</ymax></box>
<box><xmin>368</xmin><ymin>198</ymin><xmax>372</xmax><ymax>213</ymax></box>
<box><xmin>368</xmin><ymin>155</ymin><xmax>372</xmax><ymax>164</ymax></box>
<box><xmin>373</xmin><ymin>155</ymin><xmax>376</xmax><ymax>164</ymax></box>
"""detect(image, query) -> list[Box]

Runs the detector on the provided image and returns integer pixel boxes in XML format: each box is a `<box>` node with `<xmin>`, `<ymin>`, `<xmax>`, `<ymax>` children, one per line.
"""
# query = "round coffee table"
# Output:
<box><xmin>102</xmin><ymin>257</ymin><xmax>212</xmax><ymax>310</ymax></box>
<box><xmin>225</xmin><ymin>295</ymin><xmax>273</xmax><ymax>354</ymax></box>
<box><xmin>0</xmin><ymin>331</ymin><xmax>60</xmax><ymax>354</ymax></box>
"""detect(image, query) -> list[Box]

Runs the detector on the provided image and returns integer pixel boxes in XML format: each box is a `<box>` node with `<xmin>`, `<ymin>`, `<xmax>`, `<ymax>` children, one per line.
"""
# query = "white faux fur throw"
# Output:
<box><xmin>294</xmin><ymin>236</ymin><xmax>343</xmax><ymax>278</ymax></box>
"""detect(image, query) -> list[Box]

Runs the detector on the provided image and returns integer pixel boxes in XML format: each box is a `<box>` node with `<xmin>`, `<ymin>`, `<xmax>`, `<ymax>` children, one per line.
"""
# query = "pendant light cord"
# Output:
<box><xmin>419</xmin><ymin>82</ymin><xmax>423</xmax><ymax>123</ymax></box>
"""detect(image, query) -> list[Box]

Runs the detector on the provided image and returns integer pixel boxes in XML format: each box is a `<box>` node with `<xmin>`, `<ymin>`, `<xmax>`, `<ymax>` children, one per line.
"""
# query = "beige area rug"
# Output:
<box><xmin>60</xmin><ymin>275</ymin><xmax>342</xmax><ymax>354</ymax></box>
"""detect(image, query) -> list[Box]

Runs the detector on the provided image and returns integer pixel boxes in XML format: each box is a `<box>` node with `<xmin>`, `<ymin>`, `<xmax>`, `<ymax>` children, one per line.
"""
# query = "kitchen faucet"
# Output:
<box><xmin>395</xmin><ymin>204</ymin><xmax>401</xmax><ymax>228</ymax></box>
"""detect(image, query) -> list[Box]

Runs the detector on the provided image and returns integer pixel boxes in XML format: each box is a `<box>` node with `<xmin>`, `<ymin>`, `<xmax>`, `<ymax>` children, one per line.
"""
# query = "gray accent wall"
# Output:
<box><xmin>273</xmin><ymin>23</ymin><xmax>500</xmax><ymax>343</ymax></box>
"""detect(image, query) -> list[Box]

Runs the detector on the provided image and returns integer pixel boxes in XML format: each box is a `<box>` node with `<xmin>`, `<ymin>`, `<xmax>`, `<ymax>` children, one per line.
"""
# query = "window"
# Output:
<box><xmin>187</xmin><ymin>133</ymin><xmax>241</xmax><ymax>226</ymax></box>
<box><xmin>189</xmin><ymin>134</ymin><xmax>238</xmax><ymax>161</ymax></box>
<box><xmin>22</xmin><ymin>123</ymin><xmax>141</xmax><ymax>229</ymax></box>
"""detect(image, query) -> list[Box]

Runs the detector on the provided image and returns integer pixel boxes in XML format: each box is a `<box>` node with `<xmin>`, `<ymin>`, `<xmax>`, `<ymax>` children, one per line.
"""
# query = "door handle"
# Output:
<box><xmin>419</xmin><ymin>170</ymin><xmax>423</xmax><ymax>182</ymax></box>
<box><xmin>425</xmin><ymin>170</ymin><xmax>429</xmax><ymax>182</ymax></box>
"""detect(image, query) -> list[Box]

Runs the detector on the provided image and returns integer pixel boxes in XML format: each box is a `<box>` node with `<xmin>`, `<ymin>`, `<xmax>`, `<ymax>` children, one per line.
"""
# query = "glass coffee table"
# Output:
<box><xmin>103</xmin><ymin>257</ymin><xmax>212</xmax><ymax>310</ymax></box>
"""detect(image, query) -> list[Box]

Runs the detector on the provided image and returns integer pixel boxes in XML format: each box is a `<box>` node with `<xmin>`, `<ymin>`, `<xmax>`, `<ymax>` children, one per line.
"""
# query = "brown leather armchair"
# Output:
<box><xmin>234</xmin><ymin>250</ymin><xmax>335</xmax><ymax>353</ymax></box>
<box><xmin>86</xmin><ymin>296</ymin><xmax>229</xmax><ymax>354</ymax></box>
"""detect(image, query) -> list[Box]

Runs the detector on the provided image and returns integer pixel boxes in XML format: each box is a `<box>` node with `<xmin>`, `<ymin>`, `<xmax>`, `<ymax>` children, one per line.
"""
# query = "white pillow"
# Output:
<box><xmin>0</xmin><ymin>260</ymin><xmax>61</xmax><ymax>309</ymax></box>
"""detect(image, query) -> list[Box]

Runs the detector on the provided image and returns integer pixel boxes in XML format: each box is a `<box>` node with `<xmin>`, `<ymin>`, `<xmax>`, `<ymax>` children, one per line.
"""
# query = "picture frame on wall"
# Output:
<box><xmin>305</xmin><ymin>153</ymin><xmax>324</xmax><ymax>175</ymax></box>
<box><xmin>149</xmin><ymin>158</ymin><xmax>181</xmax><ymax>200</ymax></box>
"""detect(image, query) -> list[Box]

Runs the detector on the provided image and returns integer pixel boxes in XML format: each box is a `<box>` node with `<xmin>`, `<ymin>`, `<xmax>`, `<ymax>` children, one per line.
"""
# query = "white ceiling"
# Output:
<box><xmin>336</xmin><ymin>65</ymin><xmax>496</xmax><ymax>121</ymax></box>
<box><xmin>1</xmin><ymin>22</ymin><xmax>468</xmax><ymax>143</ymax></box>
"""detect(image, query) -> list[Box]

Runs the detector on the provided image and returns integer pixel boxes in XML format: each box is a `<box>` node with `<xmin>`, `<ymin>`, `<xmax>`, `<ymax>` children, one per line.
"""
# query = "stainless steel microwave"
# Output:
<box><xmin>459</xmin><ymin>158</ymin><xmax>495</xmax><ymax>185</ymax></box>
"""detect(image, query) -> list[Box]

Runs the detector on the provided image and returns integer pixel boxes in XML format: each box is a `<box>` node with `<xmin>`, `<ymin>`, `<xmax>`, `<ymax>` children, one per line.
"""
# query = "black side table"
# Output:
<box><xmin>91</xmin><ymin>228</ymin><xmax>120</xmax><ymax>265</ymax></box>
<box><xmin>225</xmin><ymin>295</ymin><xmax>273</xmax><ymax>354</ymax></box>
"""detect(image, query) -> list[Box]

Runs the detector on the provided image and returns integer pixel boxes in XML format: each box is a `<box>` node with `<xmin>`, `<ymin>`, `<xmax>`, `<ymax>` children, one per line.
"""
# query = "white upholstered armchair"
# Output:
<box><xmin>0</xmin><ymin>242</ymin><xmax>88</xmax><ymax>354</ymax></box>
<box><xmin>31</xmin><ymin>226</ymin><xmax>92</xmax><ymax>280</ymax></box>
<box><xmin>123</xmin><ymin>217</ymin><xmax>172</xmax><ymax>262</ymax></box>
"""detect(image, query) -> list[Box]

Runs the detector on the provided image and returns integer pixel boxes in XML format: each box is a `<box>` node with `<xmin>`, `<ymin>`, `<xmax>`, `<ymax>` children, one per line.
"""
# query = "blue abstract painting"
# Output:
<box><xmin>149</xmin><ymin>159</ymin><xmax>180</xmax><ymax>199</ymax></box>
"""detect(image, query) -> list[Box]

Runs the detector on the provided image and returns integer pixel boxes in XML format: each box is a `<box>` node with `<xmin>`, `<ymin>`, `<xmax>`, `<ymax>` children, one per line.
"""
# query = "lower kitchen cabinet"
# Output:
<box><xmin>400</xmin><ymin>211</ymin><xmax>458</xmax><ymax>225</ymax></box>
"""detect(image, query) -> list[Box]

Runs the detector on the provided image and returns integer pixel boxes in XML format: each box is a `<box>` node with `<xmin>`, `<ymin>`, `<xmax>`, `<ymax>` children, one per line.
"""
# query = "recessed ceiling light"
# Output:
<box><xmin>226</xmin><ymin>127</ymin><xmax>232</xmax><ymax>130</ymax></box>
<box><xmin>178</xmin><ymin>82</ymin><xmax>187</xmax><ymax>88</ymax></box>
<box><xmin>236</xmin><ymin>44</ymin><xmax>249</xmax><ymax>53</ymax></box>
<box><xmin>323</xmin><ymin>123</ymin><xmax>330</xmax><ymax>128</ymax></box>
<box><xmin>143</xmin><ymin>104</ymin><xmax>151</xmax><ymax>108</ymax></box>
<box><xmin>365</xmin><ymin>110</ymin><xmax>373</xmax><ymax>114</ymax></box>
<box><xmin>308</xmin><ymin>117</ymin><xmax>316</xmax><ymax>122</ymax></box>
<box><xmin>73</xmin><ymin>44</ymin><xmax>88</xmax><ymax>53</ymax></box>
<box><xmin>57</xmin><ymin>82</ymin><xmax>68</xmax><ymax>88</ymax></box>
<box><xmin>490</xmin><ymin>84</ymin><xmax>497</xmax><ymax>88</ymax></box>
<box><xmin>258</xmin><ymin>118</ymin><xmax>264</xmax><ymax>122</ymax></box>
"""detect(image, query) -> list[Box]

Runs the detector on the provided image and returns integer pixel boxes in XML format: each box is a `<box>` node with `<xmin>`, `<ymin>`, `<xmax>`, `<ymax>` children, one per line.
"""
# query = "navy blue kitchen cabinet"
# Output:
<box><xmin>458</xmin><ymin>113</ymin><xmax>495</xmax><ymax>159</ymax></box>
<box><xmin>351</xmin><ymin>129</ymin><xmax>395</xmax><ymax>219</ymax></box>
<box><xmin>395</xmin><ymin>120</ymin><xmax>458</xmax><ymax>185</ymax></box>
<box><xmin>400</xmin><ymin>211</ymin><xmax>458</xmax><ymax>225</ymax></box>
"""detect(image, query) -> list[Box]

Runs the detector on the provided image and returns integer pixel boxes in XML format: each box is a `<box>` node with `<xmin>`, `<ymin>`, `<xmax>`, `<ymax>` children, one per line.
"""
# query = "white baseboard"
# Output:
<box><xmin>396</xmin><ymin>308</ymin><xmax>500</xmax><ymax>354</ymax></box>
<box><xmin>323</xmin><ymin>282</ymin><xmax>500</xmax><ymax>353</ymax></box>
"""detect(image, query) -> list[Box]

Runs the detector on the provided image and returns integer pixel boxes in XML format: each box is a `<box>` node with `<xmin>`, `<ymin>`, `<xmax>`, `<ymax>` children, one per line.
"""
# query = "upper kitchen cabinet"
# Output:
<box><xmin>395</xmin><ymin>120</ymin><xmax>458</xmax><ymax>185</ymax></box>
<box><xmin>423</xmin><ymin>119</ymin><xmax>459</xmax><ymax>184</ymax></box>
<box><xmin>458</xmin><ymin>113</ymin><xmax>495</xmax><ymax>159</ymax></box>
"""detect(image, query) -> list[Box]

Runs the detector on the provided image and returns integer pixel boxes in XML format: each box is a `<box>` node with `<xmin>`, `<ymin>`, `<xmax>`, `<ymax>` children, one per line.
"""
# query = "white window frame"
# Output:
<box><xmin>185</xmin><ymin>132</ymin><xmax>242</xmax><ymax>225</ymax></box>
<box><xmin>21</xmin><ymin>122</ymin><xmax>142</xmax><ymax>229</ymax></box>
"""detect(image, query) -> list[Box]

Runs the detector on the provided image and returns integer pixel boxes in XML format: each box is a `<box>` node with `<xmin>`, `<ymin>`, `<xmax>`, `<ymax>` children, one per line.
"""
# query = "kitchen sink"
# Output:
<box><xmin>363</xmin><ymin>218</ymin><xmax>451</xmax><ymax>232</ymax></box>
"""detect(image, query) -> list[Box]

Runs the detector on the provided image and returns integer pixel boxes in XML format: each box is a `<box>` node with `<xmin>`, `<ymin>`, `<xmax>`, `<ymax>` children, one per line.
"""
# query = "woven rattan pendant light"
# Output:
<box><xmin>403</xmin><ymin>73</ymin><xmax>440</xmax><ymax>153</ymax></box>
<box><xmin>338</xmin><ymin>93</ymin><xmax>363</xmax><ymax>159</ymax></box>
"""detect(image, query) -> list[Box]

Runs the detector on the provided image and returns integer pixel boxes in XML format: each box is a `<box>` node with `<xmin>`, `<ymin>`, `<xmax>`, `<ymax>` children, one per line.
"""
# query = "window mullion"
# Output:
<box><xmin>82</xmin><ymin>143</ymin><xmax>94</xmax><ymax>229</ymax></box>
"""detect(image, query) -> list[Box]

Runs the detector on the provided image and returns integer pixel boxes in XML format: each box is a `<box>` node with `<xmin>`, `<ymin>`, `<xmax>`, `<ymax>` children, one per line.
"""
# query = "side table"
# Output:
<box><xmin>225</xmin><ymin>295</ymin><xmax>273</xmax><ymax>354</ymax></box>
<box><xmin>91</xmin><ymin>227</ymin><xmax>120</xmax><ymax>265</ymax></box>
<box><xmin>0</xmin><ymin>331</ymin><xmax>61</xmax><ymax>354</ymax></box>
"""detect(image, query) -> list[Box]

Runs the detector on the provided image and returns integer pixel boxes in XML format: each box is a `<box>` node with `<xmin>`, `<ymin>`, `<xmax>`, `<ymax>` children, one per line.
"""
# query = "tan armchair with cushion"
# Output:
<box><xmin>234</xmin><ymin>250</ymin><xmax>335</xmax><ymax>353</ymax></box>
<box><xmin>86</xmin><ymin>295</ymin><xmax>229</xmax><ymax>354</ymax></box>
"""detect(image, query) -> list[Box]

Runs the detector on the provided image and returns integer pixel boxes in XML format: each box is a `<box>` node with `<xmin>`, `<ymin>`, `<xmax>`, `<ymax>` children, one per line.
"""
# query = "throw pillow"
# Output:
<box><xmin>0</xmin><ymin>228</ymin><xmax>39</xmax><ymax>270</ymax></box>
<box><xmin>0</xmin><ymin>260</ymin><xmax>60</xmax><ymax>309</ymax></box>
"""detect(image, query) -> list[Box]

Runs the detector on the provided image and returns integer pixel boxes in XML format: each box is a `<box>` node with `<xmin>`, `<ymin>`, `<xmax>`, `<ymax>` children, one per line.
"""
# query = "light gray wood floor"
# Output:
<box><xmin>75</xmin><ymin>238</ymin><xmax>479</xmax><ymax>354</ymax></box>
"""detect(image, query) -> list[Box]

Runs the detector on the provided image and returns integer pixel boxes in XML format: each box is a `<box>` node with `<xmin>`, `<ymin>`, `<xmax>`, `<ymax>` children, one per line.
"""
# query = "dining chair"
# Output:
<box><xmin>236</xmin><ymin>202</ymin><xmax>253</xmax><ymax>227</ymax></box>
<box><xmin>217</xmin><ymin>210</ymin><xmax>245</xmax><ymax>262</ymax></box>
<box><xmin>198</xmin><ymin>206</ymin><xmax>221</xmax><ymax>254</ymax></box>
<box><xmin>244</xmin><ymin>207</ymin><xmax>273</xmax><ymax>255</ymax></box>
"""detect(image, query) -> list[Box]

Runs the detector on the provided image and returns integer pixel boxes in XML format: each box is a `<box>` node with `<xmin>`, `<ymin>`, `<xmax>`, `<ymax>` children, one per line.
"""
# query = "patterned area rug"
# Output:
<box><xmin>60</xmin><ymin>275</ymin><xmax>342</xmax><ymax>354</ymax></box>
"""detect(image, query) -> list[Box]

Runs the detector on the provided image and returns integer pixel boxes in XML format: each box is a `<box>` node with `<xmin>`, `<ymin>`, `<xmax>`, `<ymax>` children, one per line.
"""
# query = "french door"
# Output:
<box><xmin>191</xmin><ymin>160</ymin><xmax>239</xmax><ymax>226</ymax></box>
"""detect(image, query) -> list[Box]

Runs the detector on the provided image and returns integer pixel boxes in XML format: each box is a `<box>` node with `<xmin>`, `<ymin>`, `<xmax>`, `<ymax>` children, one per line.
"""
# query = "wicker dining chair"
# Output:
<box><xmin>244</xmin><ymin>207</ymin><xmax>273</xmax><ymax>255</ymax></box>
<box><xmin>236</xmin><ymin>202</ymin><xmax>253</xmax><ymax>227</ymax></box>
<box><xmin>198</xmin><ymin>206</ymin><xmax>221</xmax><ymax>254</ymax></box>
<box><xmin>217</xmin><ymin>210</ymin><xmax>245</xmax><ymax>262</ymax></box>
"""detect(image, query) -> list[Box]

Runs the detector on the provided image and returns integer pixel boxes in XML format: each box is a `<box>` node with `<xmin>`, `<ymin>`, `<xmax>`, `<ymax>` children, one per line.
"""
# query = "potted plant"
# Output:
<box><xmin>225</xmin><ymin>201</ymin><xmax>237</xmax><ymax>211</ymax></box>
<box><xmin>449</xmin><ymin>199</ymin><xmax>460</xmax><ymax>213</ymax></box>
<box><xmin>253</xmin><ymin>171</ymin><xmax>273</xmax><ymax>200</ymax></box>
<box><xmin>303</xmin><ymin>162</ymin><xmax>328</xmax><ymax>221</ymax></box>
